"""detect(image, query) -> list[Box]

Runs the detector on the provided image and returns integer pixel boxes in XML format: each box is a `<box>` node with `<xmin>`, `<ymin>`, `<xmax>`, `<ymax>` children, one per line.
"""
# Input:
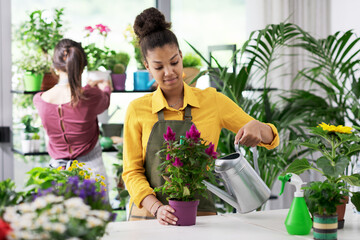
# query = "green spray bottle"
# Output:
<box><xmin>278</xmin><ymin>173</ymin><xmax>312</xmax><ymax>235</ymax></box>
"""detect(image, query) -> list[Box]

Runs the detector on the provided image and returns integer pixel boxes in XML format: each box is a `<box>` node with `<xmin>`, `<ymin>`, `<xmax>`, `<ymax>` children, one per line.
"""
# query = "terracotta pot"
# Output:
<box><xmin>336</xmin><ymin>195</ymin><xmax>349</xmax><ymax>229</ymax></box>
<box><xmin>41</xmin><ymin>72</ymin><xmax>59</xmax><ymax>91</ymax></box>
<box><xmin>168</xmin><ymin>199</ymin><xmax>199</xmax><ymax>226</ymax></box>
<box><xmin>313</xmin><ymin>213</ymin><xmax>337</xmax><ymax>240</ymax></box>
<box><xmin>183</xmin><ymin>67</ymin><xmax>200</xmax><ymax>87</ymax></box>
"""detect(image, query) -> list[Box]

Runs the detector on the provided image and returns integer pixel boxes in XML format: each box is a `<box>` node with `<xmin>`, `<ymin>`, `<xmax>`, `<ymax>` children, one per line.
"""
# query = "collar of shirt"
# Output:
<box><xmin>151</xmin><ymin>83</ymin><xmax>200</xmax><ymax>114</ymax></box>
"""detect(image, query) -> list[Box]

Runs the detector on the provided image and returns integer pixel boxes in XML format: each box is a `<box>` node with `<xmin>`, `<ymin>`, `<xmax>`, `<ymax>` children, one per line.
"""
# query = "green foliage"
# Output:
<box><xmin>106</xmin><ymin>51</ymin><xmax>130</xmax><ymax>73</ymax></box>
<box><xmin>155</xmin><ymin>126</ymin><xmax>217</xmax><ymax>201</ymax></box>
<box><xmin>21</xmin><ymin>115</ymin><xmax>39</xmax><ymax>133</ymax></box>
<box><xmin>0</xmin><ymin>179</ymin><xmax>23</xmax><ymax>216</ymax></box>
<box><xmin>182</xmin><ymin>52</ymin><xmax>202</xmax><ymax>68</ymax></box>
<box><xmin>304</xmin><ymin>181</ymin><xmax>346</xmax><ymax>216</ymax></box>
<box><xmin>16</xmin><ymin>50</ymin><xmax>51</xmax><ymax>74</ymax></box>
<box><xmin>19</xmin><ymin>8</ymin><xmax>64</xmax><ymax>54</ymax></box>
<box><xmin>84</xmin><ymin>43</ymin><xmax>109</xmax><ymax>71</ymax></box>
<box><xmin>351</xmin><ymin>192</ymin><xmax>360</xmax><ymax>212</ymax></box>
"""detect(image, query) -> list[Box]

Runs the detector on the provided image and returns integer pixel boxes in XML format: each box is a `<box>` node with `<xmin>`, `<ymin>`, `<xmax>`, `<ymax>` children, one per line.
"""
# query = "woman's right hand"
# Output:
<box><xmin>155</xmin><ymin>205</ymin><xmax>178</xmax><ymax>225</ymax></box>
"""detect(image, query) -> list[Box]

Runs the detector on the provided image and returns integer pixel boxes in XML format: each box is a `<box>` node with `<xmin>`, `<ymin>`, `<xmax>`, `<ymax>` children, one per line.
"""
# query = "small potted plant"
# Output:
<box><xmin>16</xmin><ymin>50</ymin><xmax>51</xmax><ymax>91</ymax></box>
<box><xmin>106</xmin><ymin>51</ymin><xmax>130</xmax><ymax>91</ymax></box>
<box><xmin>84</xmin><ymin>24</ymin><xmax>112</xmax><ymax>82</ymax></box>
<box><xmin>182</xmin><ymin>52</ymin><xmax>202</xmax><ymax>87</ymax></box>
<box><xmin>19</xmin><ymin>8</ymin><xmax>64</xmax><ymax>90</ymax></box>
<box><xmin>283</xmin><ymin>123</ymin><xmax>360</xmax><ymax>231</ymax></box>
<box><xmin>155</xmin><ymin>125</ymin><xmax>218</xmax><ymax>226</ymax></box>
<box><xmin>20</xmin><ymin>114</ymin><xmax>40</xmax><ymax>153</ymax></box>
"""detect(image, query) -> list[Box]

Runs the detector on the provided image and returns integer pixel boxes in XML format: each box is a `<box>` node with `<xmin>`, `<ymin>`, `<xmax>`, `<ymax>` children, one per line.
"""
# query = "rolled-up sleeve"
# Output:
<box><xmin>122</xmin><ymin>103</ymin><xmax>155</xmax><ymax>208</ymax></box>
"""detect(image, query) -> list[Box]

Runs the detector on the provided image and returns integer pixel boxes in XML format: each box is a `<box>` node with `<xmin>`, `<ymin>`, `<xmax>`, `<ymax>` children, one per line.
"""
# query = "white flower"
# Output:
<box><xmin>49</xmin><ymin>204</ymin><xmax>64</xmax><ymax>215</ymax></box>
<box><xmin>18</xmin><ymin>202</ymin><xmax>33</xmax><ymax>213</ymax></box>
<box><xmin>44</xmin><ymin>194</ymin><xmax>64</xmax><ymax>204</ymax></box>
<box><xmin>90</xmin><ymin>210</ymin><xmax>110</xmax><ymax>221</ymax></box>
<box><xmin>52</xmin><ymin>223</ymin><xmax>66</xmax><ymax>233</ymax></box>
<box><xmin>58</xmin><ymin>214</ymin><xmax>70</xmax><ymax>223</ymax></box>
<box><xmin>35</xmin><ymin>214</ymin><xmax>49</xmax><ymax>227</ymax></box>
<box><xmin>67</xmin><ymin>238</ymin><xmax>81</xmax><ymax>240</ymax></box>
<box><xmin>64</xmin><ymin>197</ymin><xmax>84</xmax><ymax>209</ymax></box>
<box><xmin>43</xmin><ymin>222</ymin><xmax>52</xmax><ymax>231</ymax></box>
<box><xmin>3</xmin><ymin>207</ymin><xmax>20</xmax><ymax>222</ymax></box>
<box><xmin>86</xmin><ymin>216</ymin><xmax>104</xmax><ymax>228</ymax></box>
<box><xmin>32</xmin><ymin>197</ymin><xmax>47</xmax><ymax>210</ymax></box>
<box><xmin>68</xmin><ymin>209</ymin><xmax>87</xmax><ymax>219</ymax></box>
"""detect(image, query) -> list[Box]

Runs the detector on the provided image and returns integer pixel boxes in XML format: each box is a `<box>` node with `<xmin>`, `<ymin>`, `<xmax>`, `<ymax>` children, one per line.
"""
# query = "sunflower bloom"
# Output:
<box><xmin>319</xmin><ymin>122</ymin><xmax>352</xmax><ymax>134</ymax></box>
<box><xmin>57</xmin><ymin>166</ymin><xmax>63</xmax><ymax>171</ymax></box>
<box><xmin>73</xmin><ymin>160</ymin><xmax>78</xmax><ymax>164</ymax></box>
<box><xmin>68</xmin><ymin>167</ymin><xmax>73</xmax><ymax>171</ymax></box>
<box><xmin>85</xmin><ymin>175</ymin><xmax>90</xmax><ymax>180</ymax></box>
<box><xmin>100</xmin><ymin>176</ymin><xmax>105</xmax><ymax>180</ymax></box>
<box><xmin>79</xmin><ymin>171</ymin><xmax>85</xmax><ymax>176</ymax></box>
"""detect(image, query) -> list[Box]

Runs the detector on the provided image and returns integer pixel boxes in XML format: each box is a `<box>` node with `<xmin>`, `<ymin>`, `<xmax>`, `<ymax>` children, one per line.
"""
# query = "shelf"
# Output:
<box><xmin>12</xmin><ymin>89</ymin><xmax>154</xmax><ymax>94</ymax></box>
<box><xmin>12</xmin><ymin>147</ymin><xmax>118</xmax><ymax>156</ymax></box>
<box><xmin>12</xmin><ymin>148</ymin><xmax>49</xmax><ymax>156</ymax></box>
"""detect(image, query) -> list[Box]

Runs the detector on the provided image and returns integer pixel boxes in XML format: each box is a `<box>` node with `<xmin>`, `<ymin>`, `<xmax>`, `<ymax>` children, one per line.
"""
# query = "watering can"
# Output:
<box><xmin>134</xmin><ymin>71</ymin><xmax>156</xmax><ymax>91</ymax></box>
<box><xmin>203</xmin><ymin>145</ymin><xmax>271</xmax><ymax>213</ymax></box>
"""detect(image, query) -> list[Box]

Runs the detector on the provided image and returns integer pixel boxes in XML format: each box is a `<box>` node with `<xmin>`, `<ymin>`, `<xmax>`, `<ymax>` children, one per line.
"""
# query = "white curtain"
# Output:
<box><xmin>246</xmin><ymin>0</ymin><xmax>330</xmax><ymax>210</ymax></box>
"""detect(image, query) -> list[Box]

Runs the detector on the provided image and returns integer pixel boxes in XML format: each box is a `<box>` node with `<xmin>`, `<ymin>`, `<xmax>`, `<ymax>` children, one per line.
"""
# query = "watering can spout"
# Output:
<box><xmin>147</xmin><ymin>79</ymin><xmax>156</xmax><ymax>88</ymax></box>
<box><xmin>204</xmin><ymin>147</ymin><xmax>271</xmax><ymax>213</ymax></box>
<box><xmin>202</xmin><ymin>180</ymin><xmax>239</xmax><ymax>209</ymax></box>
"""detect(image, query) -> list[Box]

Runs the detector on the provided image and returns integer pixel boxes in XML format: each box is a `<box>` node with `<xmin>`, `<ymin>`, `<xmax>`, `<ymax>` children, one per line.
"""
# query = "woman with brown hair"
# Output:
<box><xmin>33</xmin><ymin>38</ymin><xmax>111</xmax><ymax>182</ymax></box>
<box><xmin>123</xmin><ymin>8</ymin><xmax>280</xmax><ymax>225</ymax></box>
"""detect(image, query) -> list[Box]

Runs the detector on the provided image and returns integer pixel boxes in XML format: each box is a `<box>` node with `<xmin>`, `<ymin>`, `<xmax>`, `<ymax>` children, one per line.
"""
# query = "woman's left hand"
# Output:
<box><xmin>234</xmin><ymin>120</ymin><xmax>273</xmax><ymax>147</ymax></box>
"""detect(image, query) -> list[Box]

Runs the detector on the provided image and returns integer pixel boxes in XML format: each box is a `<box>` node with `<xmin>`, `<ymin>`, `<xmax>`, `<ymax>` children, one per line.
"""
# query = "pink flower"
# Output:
<box><xmin>96</xmin><ymin>24</ymin><xmax>111</xmax><ymax>33</ymax></box>
<box><xmin>163</xmin><ymin>126</ymin><xmax>176</xmax><ymax>142</ymax></box>
<box><xmin>186</xmin><ymin>124</ymin><xmax>200</xmax><ymax>142</ymax></box>
<box><xmin>205</xmin><ymin>143</ymin><xmax>218</xmax><ymax>159</ymax></box>
<box><xmin>172</xmin><ymin>157</ymin><xmax>183</xmax><ymax>167</ymax></box>
<box><xmin>166</xmin><ymin>154</ymin><xmax>172</xmax><ymax>161</ymax></box>
<box><xmin>84</xmin><ymin>26</ymin><xmax>94</xmax><ymax>32</ymax></box>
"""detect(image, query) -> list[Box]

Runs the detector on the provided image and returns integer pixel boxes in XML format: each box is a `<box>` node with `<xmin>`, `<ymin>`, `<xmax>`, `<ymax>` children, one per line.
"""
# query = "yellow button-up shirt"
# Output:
<box><xmin>123</xmin><ymin>84</ymin><xmax>280</xmax><ymax>208</ymax></box>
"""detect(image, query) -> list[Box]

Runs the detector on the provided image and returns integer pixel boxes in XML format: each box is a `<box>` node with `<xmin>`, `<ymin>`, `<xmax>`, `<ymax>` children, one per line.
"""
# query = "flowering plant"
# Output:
<box><xmin>283</xmin><ymin>123</ymin><xmax>360</xmax><ymax>215</ymax></box>
<box><xmin>123</xmin><ymin>24</ymin><xmax>145</xmax><ymax>69</ymax></box>
<box><xmin>0</xmin><ymin>218</ymin><xmax>11</xmax><ymax>240</ymax></box>
<box><xmin>154</xmin><ymin>125</ymin><xmax>218</xmax><ymax>201</ymax></box>
<box><xmin>83</xmin><ymin>24</ymin><xmax>111</xmax><ymax>71</ymax></box>
<box><xmin>3</xmin><ymin>194</ymin><xmax>112</xmax><ymax>240</ymax></box>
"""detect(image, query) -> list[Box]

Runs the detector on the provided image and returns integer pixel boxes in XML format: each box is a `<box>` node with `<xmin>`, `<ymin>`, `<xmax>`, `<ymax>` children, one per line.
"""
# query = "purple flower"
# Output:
<box><xmin>186</xmin><ymin>124</ymin><xmax>200</xmax><ymax>142</ymax></box>
<box><xmin>172</xmin><ymin>157</ymin><xmax>183</xmax><ymax>167</ymax></box>
<box><xmin>163</xmin><ymin>126</ymin><xmax>176</xmax><ymax>142</ymax></box>
<box><xmin>205</xmin><ymin>143</ymin><xmax>218</xmax><ymax>159</ymax></box>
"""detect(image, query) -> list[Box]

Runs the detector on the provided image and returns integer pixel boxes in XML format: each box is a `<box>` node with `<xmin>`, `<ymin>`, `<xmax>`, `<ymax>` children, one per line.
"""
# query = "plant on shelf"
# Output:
<box><xmin>106</xmin><ymin>51</ymin><xmax>130</xmax><ymax>91</ymax></box>
<box><xmin>19</xmin><ymin>8</ymin><xmax>64</xmax><ymax>56</ymax></box>
<box><xmin>124</xmin><ymin>23</ymin><xmax>145</xmax><ymax>70</ymax></box>
<box><xmin>283</xmin><ymin>123</ymin><xmax>360</xmax><ymax>229</ymax></box>
<box><xmin>154</xmin><ymin>125</ymin><xmax>217</xmax><ymax>225</ymax></box>
<box><xmin>182</xmin><ymin>52</ymin><xmax>202</xmax><ymax>87</ymax></box>
<box><xmin>20</xmin><ymin>114</ymin><xmax>41</xmax><ymax>153</ymax></box>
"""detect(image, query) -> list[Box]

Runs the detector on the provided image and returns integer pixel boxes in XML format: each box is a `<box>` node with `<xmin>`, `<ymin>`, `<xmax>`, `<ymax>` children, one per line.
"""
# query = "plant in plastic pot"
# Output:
<box><xmin>154</xmin><ymin>125</ymin><xmax>218</xmax><ymax>226</ymax></box>
<box><xmin>20</xmin><ymin>114</ymin><xmax>41</xmax><ymax>153</ymax></box>
<box><xmin>106</xmin><ymin>51</ymin><xmax>130</xmax><ymax>91</ymax></box>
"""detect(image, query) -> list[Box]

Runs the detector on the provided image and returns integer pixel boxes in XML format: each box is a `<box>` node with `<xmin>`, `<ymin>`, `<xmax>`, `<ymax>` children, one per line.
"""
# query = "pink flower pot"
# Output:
<box><xmin>169</xmin><ymin>199</ymin><xmax>199</xmax><ymax>226</ymax></box>
<box><xmin>111</xmin><ymin>73</ymin><xmax>126</xmax><ymax>91</ymax></box>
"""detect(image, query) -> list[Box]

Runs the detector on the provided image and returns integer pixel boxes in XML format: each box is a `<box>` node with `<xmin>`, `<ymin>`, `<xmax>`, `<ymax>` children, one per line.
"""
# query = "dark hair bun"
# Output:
<box><xmin>133</xmin><ymin>7</ymin><xmax>171</xmax><ymax>39</ymax></box>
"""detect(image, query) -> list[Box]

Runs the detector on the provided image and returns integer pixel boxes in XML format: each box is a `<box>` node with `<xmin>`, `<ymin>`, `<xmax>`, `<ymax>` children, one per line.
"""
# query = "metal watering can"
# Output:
<box><xmin>203</xmin><ymin>145</ymin><xmax>271</xmax><ymax>213</ymax></box>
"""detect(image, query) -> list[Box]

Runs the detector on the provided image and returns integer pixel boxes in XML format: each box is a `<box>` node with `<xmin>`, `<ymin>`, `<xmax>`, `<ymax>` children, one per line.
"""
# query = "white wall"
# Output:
<box><xmin>331</xmin><ymin>0</ymin><xmax>360</xmax><ymax>35</ymax></box>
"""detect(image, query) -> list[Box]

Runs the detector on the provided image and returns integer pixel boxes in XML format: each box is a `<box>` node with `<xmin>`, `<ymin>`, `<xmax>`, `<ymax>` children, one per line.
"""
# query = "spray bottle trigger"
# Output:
<box><xmin>278</xmin><ymin>173</ymin><xmax>292</xmax><ymax>196</ymax></box>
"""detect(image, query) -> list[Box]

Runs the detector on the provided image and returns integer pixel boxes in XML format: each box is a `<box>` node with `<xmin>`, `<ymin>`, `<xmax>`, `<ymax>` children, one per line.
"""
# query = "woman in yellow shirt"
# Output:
<box><xmin>123</xmin><ymin>7</ymin><xmax>280</xmax><ymax>225</ymax></box>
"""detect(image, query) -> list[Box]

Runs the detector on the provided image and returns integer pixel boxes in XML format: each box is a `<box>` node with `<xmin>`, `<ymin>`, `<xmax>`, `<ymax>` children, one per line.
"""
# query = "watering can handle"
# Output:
<box><xmin>235</xmin><ymin>144</ymin><xmax>260</xmax><ymax>175</ymax></box>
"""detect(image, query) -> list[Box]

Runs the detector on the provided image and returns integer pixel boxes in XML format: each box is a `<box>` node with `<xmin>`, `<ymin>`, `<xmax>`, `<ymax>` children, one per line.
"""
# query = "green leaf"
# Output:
<box><xmin>351</xmin><ymin>192</ymin><xmax>360</xmax><ymax>211</ymax></box>
<box><xmin>283</xmin><ymin>158</ymin><xmax>313</xmax><ymax>175</ymax></box>
<box><xmin>341</xmin><ymin>174</ymin><xmax>360</xmax><ymax>186</ymax></box>
<box><xmin>317</xmin><ymin>156</ymin><xmax>348</xmax><ymax>178</ymax></box>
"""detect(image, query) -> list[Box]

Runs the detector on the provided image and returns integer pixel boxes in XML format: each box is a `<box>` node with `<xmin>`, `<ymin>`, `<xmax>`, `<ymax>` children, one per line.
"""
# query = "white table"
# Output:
<box><xmin>102</xmin><ymin>207</ymin><xmax>360</xmax><ymax>240</ymax></box>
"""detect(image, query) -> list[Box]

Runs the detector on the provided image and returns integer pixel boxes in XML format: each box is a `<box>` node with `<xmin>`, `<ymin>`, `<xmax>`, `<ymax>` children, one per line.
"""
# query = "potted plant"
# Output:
<box><xmin>106</xmin><ymin>51</ymin><xmax>130</xmax><ymax>91</ymax></box>
<box><xmin>20</xmin><ymin>114</ymin><xmax>40</xmax><ymax>153</ymax></box>
<box><xmin>16</xmin><ymin>50</ymin><xmax>51</xmax><ymax>91</ymax></box>
<box><xmin>19</xmin><ymin>8</ymin><xmax>64</xmax><ymax>90</ymax></box>
<box><xmin>83</xmin><ymin>24</ymin><xmax>112</xmax><ymax>82</ymax></box>
<box><xmin>182</xmin><ymin>52</ymin><xmax>202</xmax><ymax>87</ymax></box>
<box><xmin>154</xmin><ymin>125</ymin><xmax>218</xmax><ymax>226</ymax></box>
<box><xmin>283</xmin><ymin>123</ymin><xmax>360</xmax><ymax>230</ymax></box>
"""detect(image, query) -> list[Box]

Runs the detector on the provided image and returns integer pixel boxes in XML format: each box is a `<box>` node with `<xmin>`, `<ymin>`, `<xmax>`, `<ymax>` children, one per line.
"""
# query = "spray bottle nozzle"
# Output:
<box><xmin>278</xmin><ymin>173</ymin><xmax>292</xmax><ymax>196</ymax></box>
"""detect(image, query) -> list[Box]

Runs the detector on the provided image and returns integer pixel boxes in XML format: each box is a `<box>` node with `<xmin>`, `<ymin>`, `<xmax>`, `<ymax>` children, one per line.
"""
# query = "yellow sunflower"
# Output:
<box><xmin>56</xmin><ymin>166</ymin><xmax>63</xmax><ymax>171</ymax></box>
<box><xmin>85</xmin><ymin>175</ymin><xmax>90</xmax><ymax>180</ymax></box>
<box><xmin>318</xmin><ymin>122</ymin><xmax>352</xmax><ymax>134</ymax></box>
<box><xmin>79</xmin><ymin>171</ymin><xmax>85</xmax><ymax>176</ymax></box>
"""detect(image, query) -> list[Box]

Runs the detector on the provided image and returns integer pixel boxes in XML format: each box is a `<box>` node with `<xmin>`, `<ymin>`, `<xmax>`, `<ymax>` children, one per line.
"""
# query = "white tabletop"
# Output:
<box><xmin>102</xmin><ymin>207</ymin><xmax>360</xmax><ymax>240</ymax></box>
